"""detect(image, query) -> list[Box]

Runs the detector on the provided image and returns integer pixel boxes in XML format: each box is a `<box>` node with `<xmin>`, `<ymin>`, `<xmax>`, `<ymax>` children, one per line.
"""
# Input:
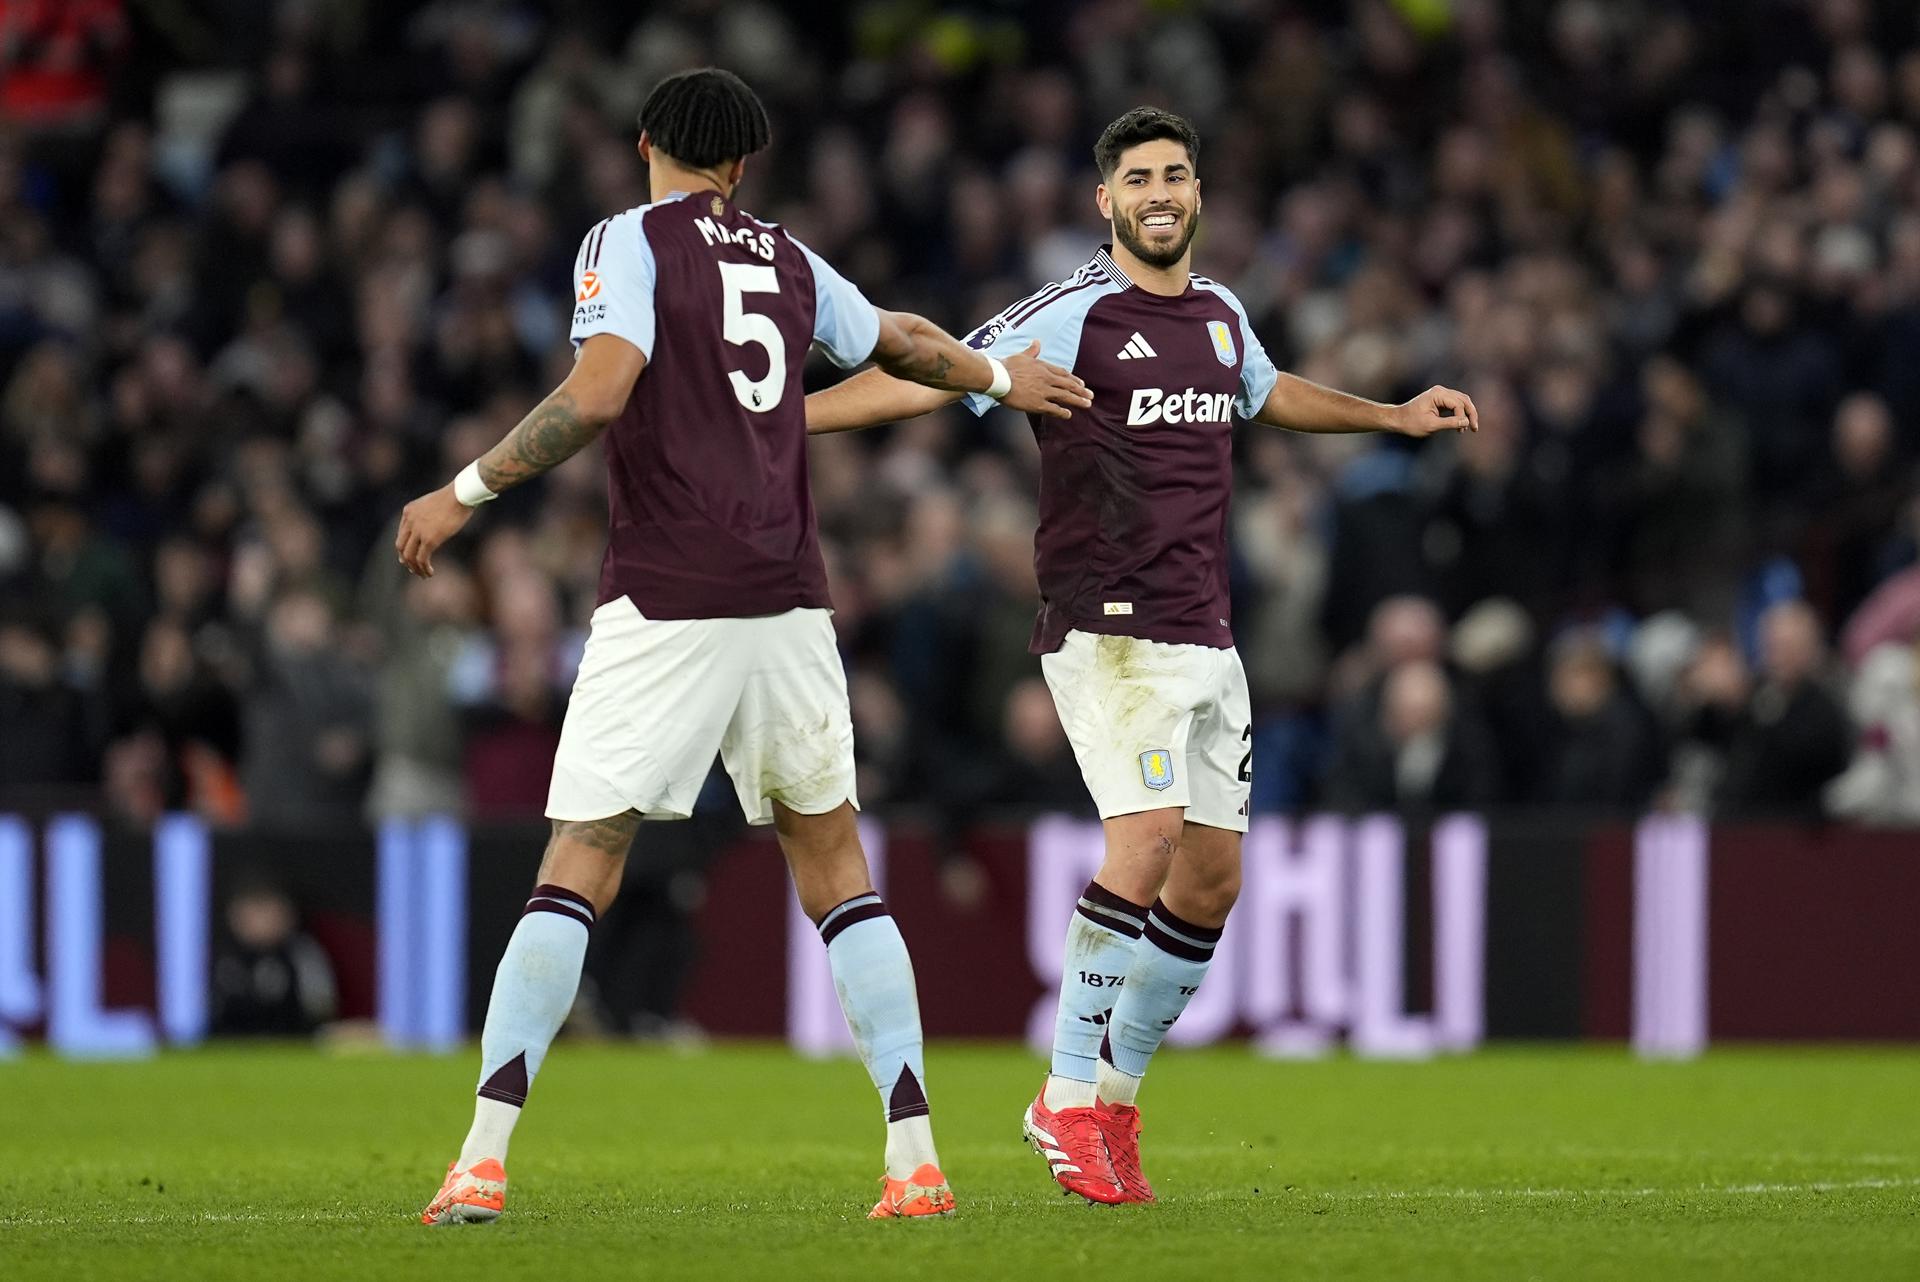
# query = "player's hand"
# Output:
<box><xmin>999</xmin><ymin>341</ymin><xmax>1093</xmax><ymax>419</ymax></box>
<box><xmin>1391</xmin><ymin>385</ymin><xmax>1478</xmax><ymax>437</ymax></box>
<box><xmin>395</xmin><ymin>484</ymin><xmax>475</xmax><ymax>578</ymax></box>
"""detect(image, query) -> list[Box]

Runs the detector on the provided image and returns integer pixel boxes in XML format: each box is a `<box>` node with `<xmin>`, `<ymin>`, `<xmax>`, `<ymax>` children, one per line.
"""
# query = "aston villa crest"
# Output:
<box><xmin>1206</xmin><ymin>320</ymin><xmax>1236</xmax><ymax>366</ymax></box>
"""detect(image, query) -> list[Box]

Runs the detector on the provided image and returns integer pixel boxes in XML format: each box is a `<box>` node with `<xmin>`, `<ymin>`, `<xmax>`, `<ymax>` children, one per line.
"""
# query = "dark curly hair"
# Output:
<box><xmin>637</xmin><ymin>67</ymin><xmax>771</xmax><ymax>170</ymax></box>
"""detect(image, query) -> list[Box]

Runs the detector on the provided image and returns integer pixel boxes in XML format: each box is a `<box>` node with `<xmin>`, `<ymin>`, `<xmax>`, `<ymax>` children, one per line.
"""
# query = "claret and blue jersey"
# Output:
<box><xmin>961</xmin><ymin>246</ymin><xmax>1280</xmax><ymax>655</ymax></box>
<box><xmin>567</xmin><ymin>190</ymin><xmax>879</xmax><ymax>620</ymax></box>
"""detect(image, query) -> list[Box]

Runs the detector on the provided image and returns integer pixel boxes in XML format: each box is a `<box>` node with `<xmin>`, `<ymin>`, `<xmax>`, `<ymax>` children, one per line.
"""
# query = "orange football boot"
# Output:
<box><xmin>420</xmin><ymin>1158</ymin><xmax>507</xmax><ymax>1225</ymax></box>
<box><xmin>867</xmin><ymin>1163</ymin><xmax>956</xmax><ymax>1219</ymax></box>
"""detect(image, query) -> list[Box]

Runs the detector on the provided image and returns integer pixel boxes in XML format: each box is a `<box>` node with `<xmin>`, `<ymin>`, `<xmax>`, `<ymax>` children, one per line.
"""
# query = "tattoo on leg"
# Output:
<box><xmin>550</xmin><ymin>811</ymin><xmax>642</xmax><ymax>858</ymax></box>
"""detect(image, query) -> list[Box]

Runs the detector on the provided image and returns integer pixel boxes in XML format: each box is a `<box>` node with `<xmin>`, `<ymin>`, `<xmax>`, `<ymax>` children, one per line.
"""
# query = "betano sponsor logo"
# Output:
<box><xmin>1126</xmin><ymin>387</ymin><xmax>1235</xmax><ymax>426</ymax></box>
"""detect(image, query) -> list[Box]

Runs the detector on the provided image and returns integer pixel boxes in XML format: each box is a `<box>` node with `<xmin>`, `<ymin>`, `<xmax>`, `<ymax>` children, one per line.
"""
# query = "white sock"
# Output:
<box><xmin>459</xmin><ymin>1097</ymin><xmax>522</xmax><ymax>1167</ymax></box>
<box><xmin>1096</xmin><ymin>1058</ymin><xmax>1142</xmax><ymax>1107</ymax></box>
<box><xmin>884</xmin><ymin>1115</ymin><xmax>939</xmax><ymax>1179</ymax></box>
<box><xmin>1044</xmin><ymin>1074</ymin><xmax>1098</xmax><ymax>1110</ymax></box>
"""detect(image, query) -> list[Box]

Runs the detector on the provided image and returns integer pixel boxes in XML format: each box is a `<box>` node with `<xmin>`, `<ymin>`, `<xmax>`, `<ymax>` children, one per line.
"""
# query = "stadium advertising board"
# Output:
<box><xmin>1</xmin><ymin>812</ymin><xmax>1915</xmax><ymax>1059</ymax></box>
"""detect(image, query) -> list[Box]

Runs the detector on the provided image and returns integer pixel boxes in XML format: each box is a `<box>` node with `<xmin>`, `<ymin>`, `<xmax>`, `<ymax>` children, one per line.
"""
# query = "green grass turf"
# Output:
<box><xmin>1</xmin><ymin>1044</ymin><xmax>1917</xmax><ymax>1281</ymax></box>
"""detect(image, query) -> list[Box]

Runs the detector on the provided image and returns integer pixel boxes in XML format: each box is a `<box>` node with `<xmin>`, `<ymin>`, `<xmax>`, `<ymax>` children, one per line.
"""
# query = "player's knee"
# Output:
<box><xmin>1103</xmin><ymin>810</ymin><xmax>1183</xmax><ymax>869</ymax></box>
<box><xmin>539</xmin><ymin>812</ymin><xmax>640</xmax><ymax>912</ymax></box>
<box><xmin>773</xmin><ymin>802</ymin><xmax>874</xmax><ymax>918</ymax></box>
<box><xmin>1169</xmin><ymin>833</ymin><xmax>1242</xmax><ymax>923</ymax></box>
<box><xmin>1191</xmin><ymin>863</ymin><xmax>1242</xmax><ymax>920</ymax></box>
<box><xmin>773</xmin><ymin>800</ymin><xmax>859</xmax><ymax>860</ymax></box>
<box><xmin>1165</xmin><ymin>868</ymin><xmax>1238</xmax><ymax>927</ymax></box>
<box><xmin>1097</xmin><ymin>832</ymin><xmax>1181</xmax><ymax>905</ymax></box>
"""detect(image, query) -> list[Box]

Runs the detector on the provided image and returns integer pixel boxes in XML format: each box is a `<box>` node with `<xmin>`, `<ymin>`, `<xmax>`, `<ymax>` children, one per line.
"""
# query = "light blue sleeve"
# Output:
<box><xmin>793</xmin><ymin>238</ymin><xmax>881</xmax><ymax>368</ymax></box>
<box><xmin>570</xmin><ymin>210</ymin><xmax>658</xmax><ymax>358</ymax></box>
<box><xmin>956</xmin><ymin>283</ymin><xmax>1107</xmax><ymax>416</ymax></box>
<box><xmin>1202</xmin><ymin>282</ymin><xmax>1280</xmax><ymax>419</ymax></box>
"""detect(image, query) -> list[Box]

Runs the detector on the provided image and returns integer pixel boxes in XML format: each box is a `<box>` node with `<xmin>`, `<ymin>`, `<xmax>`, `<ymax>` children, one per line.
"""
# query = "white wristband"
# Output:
<box><xmin>984</xmin><ymin>355</ymin><xmax>1013</xmax><ymax>400</ymax></box>
<box><xmin>453</xmin><ymin>460</ymin><xmax>498</xmax><ymax>507</ymax></box>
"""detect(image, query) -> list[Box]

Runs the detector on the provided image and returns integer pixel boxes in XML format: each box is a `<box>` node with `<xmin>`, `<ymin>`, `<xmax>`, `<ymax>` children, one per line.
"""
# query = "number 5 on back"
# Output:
<box><xmin>719</xmin><ymin>261</ymin><xmax>784</xmax><ymax>412</ymax></box>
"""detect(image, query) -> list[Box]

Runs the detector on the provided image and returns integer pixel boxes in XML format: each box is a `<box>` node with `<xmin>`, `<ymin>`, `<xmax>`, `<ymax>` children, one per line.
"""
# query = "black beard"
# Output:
<box><xmin>1114</xmin><ymin>208</ymin><xmax>1198</xmax><ymax>269</ymax></box>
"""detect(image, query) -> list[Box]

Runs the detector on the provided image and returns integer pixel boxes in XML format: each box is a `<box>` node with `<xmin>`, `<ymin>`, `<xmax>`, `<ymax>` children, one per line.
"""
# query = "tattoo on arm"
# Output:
<box><xmin>873</xmin><ymin>313</ymin><xmax>980</xmax><ymax>392</ymax></box>
<box><xmin>891</xmin><ymin>348</ymin><xmax>955</xmax><ymax>387</ymax></box>
<box><xmin>476</xmin><ymin>389</ymin><xmax>610</xmax><ymax>492</ymax></box>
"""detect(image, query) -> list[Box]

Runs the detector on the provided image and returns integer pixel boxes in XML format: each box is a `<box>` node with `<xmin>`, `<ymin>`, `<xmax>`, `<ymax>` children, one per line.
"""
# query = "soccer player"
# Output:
<box><xmin>397</xmin><ymin>68</ymin><xmax>1090</xmax><ymax>1225</ymax></box>
<box><xmin>806</xmin><ymin>106</ymin><xmax>1476</xmax><ymax>1205</ymax></box>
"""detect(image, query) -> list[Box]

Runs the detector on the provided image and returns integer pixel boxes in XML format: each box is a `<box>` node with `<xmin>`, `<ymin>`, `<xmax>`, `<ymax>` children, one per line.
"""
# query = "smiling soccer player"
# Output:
<box><xmin>806</xmin><ymin>105</ymin><xmax>1477</xmax><ymax>1205</ymax></box>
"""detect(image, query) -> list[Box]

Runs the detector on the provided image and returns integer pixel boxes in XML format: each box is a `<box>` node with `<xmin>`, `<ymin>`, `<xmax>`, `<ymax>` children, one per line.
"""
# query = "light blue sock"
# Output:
<box><xmin>1101</xmin><ymin>898</ymin><xmax>1222</xmax><ymax>1095</ymax></box>
<box><xmin>459</xmin><ymin>884</ymin><xmax>595</xmax><ymax>1164</ymax></box>
<box><xmin>1048</xmin><ymin>882</ymin><xmax>1148</xmax><ymax>1095</ymax></box>
<box><xmin>819</xmin><ymin>894</ymin><xmax>938</xmax><ymax>1178</ymax></box>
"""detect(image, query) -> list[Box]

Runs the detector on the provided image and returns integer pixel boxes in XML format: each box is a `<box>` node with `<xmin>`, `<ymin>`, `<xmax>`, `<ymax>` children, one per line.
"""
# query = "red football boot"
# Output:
<box><xmin>1022</xmin><ymin>1083</ymin><xmax>1127</xmax><ymax>1205</ymax></box>
<box><xmin>1094</xmin><ymin>1099</ymin><xmax>1156</xmax><ymax>1203</ymax></box>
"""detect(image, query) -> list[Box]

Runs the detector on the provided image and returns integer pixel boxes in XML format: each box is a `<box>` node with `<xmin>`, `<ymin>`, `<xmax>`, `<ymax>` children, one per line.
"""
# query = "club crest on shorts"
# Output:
<box><xmin>1206</xmin><ymin>320</ymin><xmax>1236</xmax><ymax>366</ymax></box>
<box><xmin>1140</xmin><ymin>749</ymin><xmax>1174</xmax><ymax>791</ymax></box>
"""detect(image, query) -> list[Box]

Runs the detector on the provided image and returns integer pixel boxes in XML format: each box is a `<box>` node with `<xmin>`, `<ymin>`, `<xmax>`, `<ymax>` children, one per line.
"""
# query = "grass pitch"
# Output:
<box><xmin>2</xmin><ymin>1043</ymin><xmax>1916</xmax><ymax>1281</ymax></box>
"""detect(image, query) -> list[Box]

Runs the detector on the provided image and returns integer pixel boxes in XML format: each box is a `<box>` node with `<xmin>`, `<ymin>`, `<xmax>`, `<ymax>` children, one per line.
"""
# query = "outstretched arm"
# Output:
<box><xmin>794</xmin><ymin>232</ymin><xmax>1086</xmax><ymax>430</ymax></box>
<box><xmin>395</xmin><ymin>334</ymin><xmax>646</xmax><ymax>576</ymax></box>
<box><xmin>869</xmin><ymin>310</ymin><xmax>1089</xmax><ymax>418</ymax></box>
<box><xmin>809</xmin><ymin>329</ymin><xmax>1089</xmax><ymax>435</ymax></box>
<box><xmin>1253</xmin><ymin>373</ymin><xmax>1478</xmax><ymax>437</ymax></box>
<box><xmin>807</xmin><ymin>365</ymin><xmax>962</xmax><ymax>434</ymax></box>
<box><xmin>868</xmin><ymin>308</ymin><xmax>998</xmax><ymax>393</ymax></box>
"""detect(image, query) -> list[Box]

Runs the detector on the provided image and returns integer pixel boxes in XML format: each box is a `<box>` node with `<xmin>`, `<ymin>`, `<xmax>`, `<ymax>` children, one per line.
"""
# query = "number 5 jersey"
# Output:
<box><xmin>568</xmin><ymin>191</ymin><xmax>878</xmax><ymax>618</ymax></box>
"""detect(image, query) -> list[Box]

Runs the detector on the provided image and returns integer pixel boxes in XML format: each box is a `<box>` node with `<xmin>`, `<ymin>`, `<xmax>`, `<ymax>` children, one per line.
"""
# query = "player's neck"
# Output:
<box><xmin>649</xmin><ymin>161</ymin><xmax>734</xmax><ymax>205</ymax></box>
<box><xmin>1108</xmin><ymin>240</ymin><xmax>1190</xmax><ymax>297</ymax></box>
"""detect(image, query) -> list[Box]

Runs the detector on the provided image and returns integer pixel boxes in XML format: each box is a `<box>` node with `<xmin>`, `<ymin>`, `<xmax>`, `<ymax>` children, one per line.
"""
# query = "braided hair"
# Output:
<box><xmin>637</xmin><ymin>68</ymin><xmax>771</xmax><ymax>170</ymax></box>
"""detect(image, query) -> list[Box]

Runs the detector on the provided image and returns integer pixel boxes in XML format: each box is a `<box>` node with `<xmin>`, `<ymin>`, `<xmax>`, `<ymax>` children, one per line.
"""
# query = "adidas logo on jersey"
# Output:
<box><xmin>1116</xmin><ymin>332</ymin><xmax>1157</xmax><ymax>360</ymax></box>
<box><xmin>1127</xmin><ymin>387</ymin><xmax>1235</xmax><ymax>426</ymax></box>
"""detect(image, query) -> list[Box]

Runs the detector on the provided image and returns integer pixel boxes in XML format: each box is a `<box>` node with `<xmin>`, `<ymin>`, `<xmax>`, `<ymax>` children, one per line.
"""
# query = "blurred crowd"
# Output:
<box><xmin>7</xmin><ymin>0</ymin><xmax>1920</xmax><ymax>833</ymax></box>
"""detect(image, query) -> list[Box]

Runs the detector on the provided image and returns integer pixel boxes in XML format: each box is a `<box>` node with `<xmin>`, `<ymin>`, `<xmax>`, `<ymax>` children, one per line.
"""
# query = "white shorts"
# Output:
<box><xmin>1040</xmin><ymin>629</ymin><xmax>1252</xmax><ymax>832</ymax></box>
<box><xmin>546</xmin><ymin>597</ymin><xmax>858</xmax><ymax>826</ymax></box>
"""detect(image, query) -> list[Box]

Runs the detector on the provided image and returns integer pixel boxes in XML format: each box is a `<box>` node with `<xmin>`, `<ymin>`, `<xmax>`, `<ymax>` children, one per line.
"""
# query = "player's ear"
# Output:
<box><xmin>728</xmin><ymin>156</ymin><xmax>747</xmax><ymax>189</ymax></box>
<box><xmin>1095</xmin><ymin>183</ymin><xmax>1112</xmax><ymax>222</ymax></box>
<box><xmin>637</xmin><ymin>132</ymin><xmax>652</xmax><ymax>164</ymax></box>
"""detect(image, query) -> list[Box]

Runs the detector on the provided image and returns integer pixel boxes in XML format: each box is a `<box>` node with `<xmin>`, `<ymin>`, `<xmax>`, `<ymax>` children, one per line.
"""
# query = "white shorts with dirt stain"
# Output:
<box><xmin>546</xmin><ymin>596</ymin><xmax>857</xmax><ymax>826</ymax></box>
<box><xmin>1039</xmin><ymin>629</ymin><xmax>1252</xmax><ymax>833</ymax></box>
